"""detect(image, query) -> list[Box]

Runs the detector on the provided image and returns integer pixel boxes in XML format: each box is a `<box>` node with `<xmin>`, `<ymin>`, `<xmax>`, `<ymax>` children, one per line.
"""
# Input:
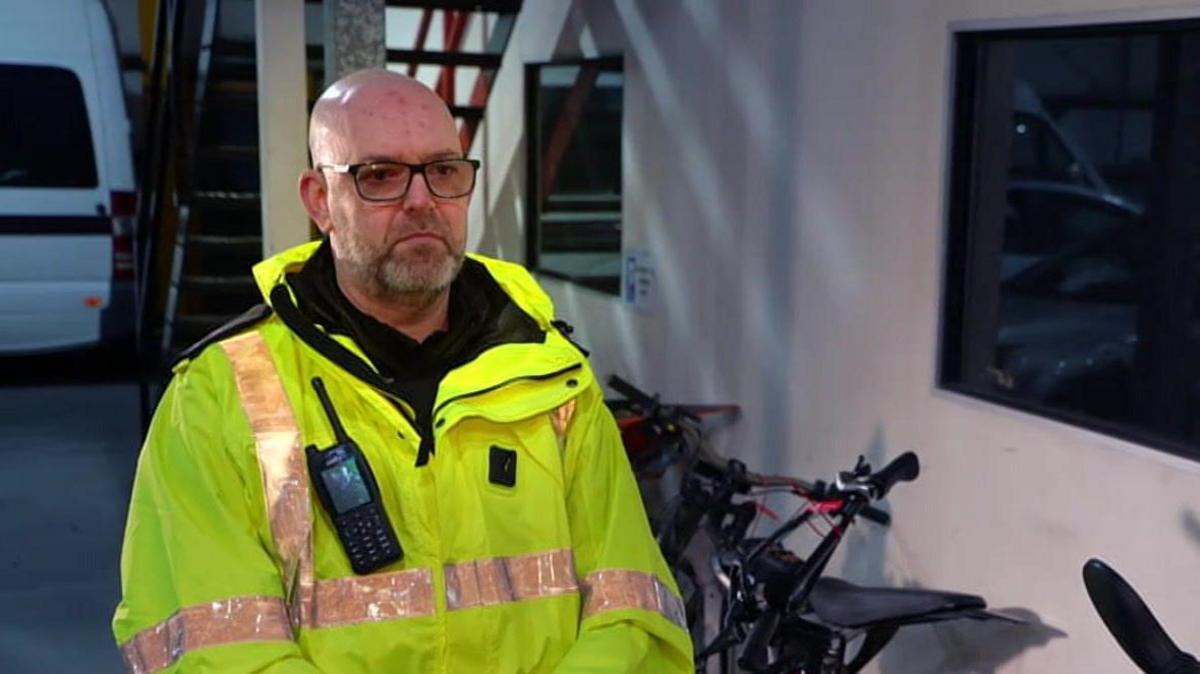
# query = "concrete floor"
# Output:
<box><xmin>0</xmin><ymin>353</ymin><xmax>140</xmax><ymax>674</ymax></box>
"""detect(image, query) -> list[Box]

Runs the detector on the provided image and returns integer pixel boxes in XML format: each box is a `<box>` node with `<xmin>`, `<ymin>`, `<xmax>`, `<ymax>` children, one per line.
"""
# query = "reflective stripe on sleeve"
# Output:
<box><xmin>219</xmin><ymin>332</ymin><xmax>315</xmax><ymax>629</ymax></box>
<box><xmin>119</xmin><ymin>596</ymin><xmax>292</xmax><ymax>674</ymax></box>
<box><xmin>581</xmin><ymin>569</ymin><xmax>688</xmax><ymax>630</ymax></box>
<box><xmin>445</xmin><ymin>549</ymin><xmax>579</xmax><ymax>611</ymax></box>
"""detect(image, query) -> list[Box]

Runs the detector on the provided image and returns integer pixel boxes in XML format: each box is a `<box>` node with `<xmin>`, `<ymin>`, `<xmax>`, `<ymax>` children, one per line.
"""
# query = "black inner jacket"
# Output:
<box><xmin>284</xmin><ymin>240</ymin><xmax>543</xmax><ymax>465</ymax></box>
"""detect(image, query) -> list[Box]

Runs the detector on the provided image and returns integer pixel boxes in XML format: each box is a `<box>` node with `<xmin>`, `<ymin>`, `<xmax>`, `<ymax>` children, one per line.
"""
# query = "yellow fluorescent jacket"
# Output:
<box><xmin>112</xmin><ymin>241</ymin><xmax>693</xmax><ymax>673</ymax></box>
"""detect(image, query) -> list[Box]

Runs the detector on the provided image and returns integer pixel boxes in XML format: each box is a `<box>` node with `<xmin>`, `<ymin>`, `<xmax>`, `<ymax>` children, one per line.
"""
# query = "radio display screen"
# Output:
<box><xmin>320</xmin><ymin>458</ymin><xmax>372</xmax><ymax>514</ymax></box>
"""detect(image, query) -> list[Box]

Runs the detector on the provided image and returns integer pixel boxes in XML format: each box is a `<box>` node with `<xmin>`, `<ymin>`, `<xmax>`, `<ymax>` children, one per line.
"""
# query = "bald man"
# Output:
<box><xmin>113</xmin><ymin>70</ymin><xmax>693</xmax><ymax>673</ymax></box>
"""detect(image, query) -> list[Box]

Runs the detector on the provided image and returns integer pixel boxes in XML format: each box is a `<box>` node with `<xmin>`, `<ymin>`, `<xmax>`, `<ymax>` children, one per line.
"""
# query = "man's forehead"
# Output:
<box><xmin>311</xmin><ymin>71</ymin><xmax>460</xmax><ymax>160</ymax></box>
<box><xmin>338</xmin><ymin>108</ymin><xmax>461</xmax><ymax>161</ymax></box>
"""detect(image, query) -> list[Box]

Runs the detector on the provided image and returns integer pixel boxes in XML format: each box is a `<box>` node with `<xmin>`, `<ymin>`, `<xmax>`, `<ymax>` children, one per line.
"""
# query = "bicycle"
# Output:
<box><xmin>607</xmin><ymin>375</ymin><xmax>1019</xmax><ymax>673</ymax></box>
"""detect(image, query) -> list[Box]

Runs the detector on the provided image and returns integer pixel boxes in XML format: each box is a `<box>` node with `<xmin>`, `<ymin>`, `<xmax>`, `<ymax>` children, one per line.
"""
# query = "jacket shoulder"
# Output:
<box><xmin>467</xmin><ymin>254</ymin><xmax>555</xmax><ymax>318</ymax></box>
<box><xmin>174</xmin><ymin>304</ymin><xmax>274</xmax><ymax>366</ymax></box>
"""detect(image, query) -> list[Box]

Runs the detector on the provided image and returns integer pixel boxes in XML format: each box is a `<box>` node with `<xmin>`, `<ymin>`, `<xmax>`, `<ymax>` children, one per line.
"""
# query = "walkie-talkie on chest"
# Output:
<box><xmin>305</xmin><ymin>377</ymin><xmax>404</xmax><ymax>574</ymax></box>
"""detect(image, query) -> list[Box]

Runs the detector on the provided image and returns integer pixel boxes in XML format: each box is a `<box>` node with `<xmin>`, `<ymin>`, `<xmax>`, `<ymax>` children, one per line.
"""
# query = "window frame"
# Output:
<box><xmin>939</xmin><ymin>18</ymin><xmax>1200</xmax><ymax>460</ymax></box>
<box><xmin>524</xmin><ymin>54</ymin><xmax>625</xmax><ymax>295</ymax></box>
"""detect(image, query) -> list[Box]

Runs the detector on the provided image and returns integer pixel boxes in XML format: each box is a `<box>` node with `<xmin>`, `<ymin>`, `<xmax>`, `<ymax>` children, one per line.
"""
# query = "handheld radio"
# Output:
<box><xmin>306</xmin><ymin>376</ymin><xmax>403</xmax><ymax>574</ymax></box>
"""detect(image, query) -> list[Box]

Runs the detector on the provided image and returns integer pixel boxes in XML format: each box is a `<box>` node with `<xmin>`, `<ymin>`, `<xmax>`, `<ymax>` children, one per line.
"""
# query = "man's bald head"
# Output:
<box><xmin>308</xmin><ymin>69</ymin><xmax>459</xmax><ymax>165</ymax></box>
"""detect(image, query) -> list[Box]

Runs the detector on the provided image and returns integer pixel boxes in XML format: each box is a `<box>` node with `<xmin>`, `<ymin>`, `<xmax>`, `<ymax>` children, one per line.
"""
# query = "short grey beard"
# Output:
<box><xmin>336</xmin><ymin>234</ymin><xmax>464</xmax><ymax>303</ymax></box>
<box><xmin>373</xmin><ymin>249</ymin><xmax>464</xmax><ymax>298</ymax></box>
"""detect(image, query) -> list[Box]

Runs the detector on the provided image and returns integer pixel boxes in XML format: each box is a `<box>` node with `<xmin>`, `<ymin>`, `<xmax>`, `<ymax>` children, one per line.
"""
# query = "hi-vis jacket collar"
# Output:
<box><xmin>248</xmin><ymin>240</ymin><xmax>588</xmax><ymax>425</ymax></box>
<box><xmin>251</xmin><ymin>240</ymin><xmax>558</xmax><ymax>331</ymax></box>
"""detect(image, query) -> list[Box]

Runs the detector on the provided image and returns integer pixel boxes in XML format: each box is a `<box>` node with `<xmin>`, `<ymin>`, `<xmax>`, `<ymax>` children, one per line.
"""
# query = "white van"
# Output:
<box><xmin>0</xmin><ymin>0</ymin><xmax>135</xmax><ymax>354</ymax></box>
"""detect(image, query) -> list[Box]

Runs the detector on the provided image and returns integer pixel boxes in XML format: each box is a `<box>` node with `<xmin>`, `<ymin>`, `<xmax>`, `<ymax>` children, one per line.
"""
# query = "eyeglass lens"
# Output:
<box><xmin>355</xmin><ymin>160</ymin><xmax>475</xmax><ymax>200</ymax></box>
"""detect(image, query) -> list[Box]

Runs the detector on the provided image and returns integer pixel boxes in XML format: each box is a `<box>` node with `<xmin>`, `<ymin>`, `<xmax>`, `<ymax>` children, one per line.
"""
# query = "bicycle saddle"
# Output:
<box><xmin>807</xmin><ymin>576</ymin><xmax>988</xmax><ymax>628</ymax></box>
<box><xmin>1083</xmin><ymin>558</ymin><xmax>1200</xmax><ymax>674</ymax></box>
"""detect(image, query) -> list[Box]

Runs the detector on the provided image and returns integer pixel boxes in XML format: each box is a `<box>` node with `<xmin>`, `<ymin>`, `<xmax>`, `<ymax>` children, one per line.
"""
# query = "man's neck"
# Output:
<box><xmin>334</xmin><ymin>270</ymin><xmax>450</xmax><ymax>343</ymax></box>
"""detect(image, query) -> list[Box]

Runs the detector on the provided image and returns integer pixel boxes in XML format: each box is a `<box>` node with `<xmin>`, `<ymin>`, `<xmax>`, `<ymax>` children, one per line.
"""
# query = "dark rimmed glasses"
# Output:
<box><xmin>316</xmin><ymin>158</ymin><xmax>481</xmax><ymax>201</ymax></box>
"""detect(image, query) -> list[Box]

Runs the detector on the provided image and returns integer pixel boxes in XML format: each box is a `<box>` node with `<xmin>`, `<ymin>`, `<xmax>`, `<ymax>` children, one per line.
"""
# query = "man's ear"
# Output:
<box><xmin>299</xmin><ymin>169</ymin><xmax>333</xmax><ymax>234</ymax></box>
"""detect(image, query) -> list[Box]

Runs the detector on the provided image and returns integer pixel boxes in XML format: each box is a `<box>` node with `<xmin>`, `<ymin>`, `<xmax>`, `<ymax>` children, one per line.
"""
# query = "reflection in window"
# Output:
<box><xmin>526</xmin><ymin>57</ymin><xmax>623</xmax><ymax>294</ymax></box>
<box><xmin>942</xmin><ymin>22</ymin><xmax>1200</xmax><ymax>457</ymax></box>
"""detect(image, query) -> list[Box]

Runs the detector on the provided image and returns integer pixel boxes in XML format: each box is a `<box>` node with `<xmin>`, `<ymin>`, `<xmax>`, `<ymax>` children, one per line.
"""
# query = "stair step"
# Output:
<box><xmin>385</xmin><ymin>0</ymin><xmax>522</xmax><ymax>12</ymax></box>
<box><xmin>175</xmin><ymin>312</ymin><xmax>236</xmax><ymax>332</ymax></box>
<box><xmin>195</xmin><ymin>145</ymin><xmax>259</xmax><ymax>160</ymax></box>
<box><xmin>171</xmin><ymin>312</ymin><xmax>251</xmax><ymax>350</ymax></box>
<box><xmin>189</xmin><ymin>233</ymin><xmax>263</xmax><ymax>248</ymax></box>
<box><xmin>207</xmin><ymin>79</ymin><xmax>259</xmax><ymax>96</ymax></box>
<box><xmin>386</xmin><ymin>49</ymin><xmax>502</xmax><ymax>69</ymax></box>
<box><xmin>198</xmin><ymin>90</ymin><xmax>258</xmax><ymax>108</ymax></box>
<box><xmin>181</xmin><ymin>274</ymin><xmax>259</xmax><ymax>292</ymax></box>
<box><xmin>450</xmin><ymin>105</ymin><xmax>484</xmax><ymax>122</ymax></box>
<box><xmin>207</xmin><ymin>58</ymin><xmax>322</xmax><ymax>84</ymax></box>
<box><xmin>176</xmin><ymin>272</ymin><xmax>260</xmax><ymax>314</ymax></box>
<box><xmin>191</xmin><ymin>191</ymin><xmax>261</xmax><ymax>210</ymax></box>
<box><xmin>183</xmin><ymin>244</ymin><xmax>261</xmax><ymax>276</ymax></box>
<box><xmin>194</xmin><ymin>148</ymin><xmax>261</xmax><ymax>193</ymax></box>
<box><xmin>212</xmin><ymin>40</ymin><xmax>324</xmax><ymax>61</ymax></box>
<box><xmin>196</xmin><ymin>86</ymin><xmax>314</xmax><ymax>111</ymax></box>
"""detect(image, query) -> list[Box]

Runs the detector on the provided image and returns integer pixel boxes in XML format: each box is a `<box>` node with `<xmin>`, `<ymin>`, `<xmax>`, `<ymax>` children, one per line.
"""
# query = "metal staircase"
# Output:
<box><xmin>159</xmin><ymin>26</ymin><xmax>318</xmax><ymax>354</ymax></box>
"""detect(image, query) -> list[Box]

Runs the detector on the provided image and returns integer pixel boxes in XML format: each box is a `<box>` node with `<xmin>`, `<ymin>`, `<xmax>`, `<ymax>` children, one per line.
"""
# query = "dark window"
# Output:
<box><xmin>942</xmin><ymin>21</ymin><xmax>1200</xmax><ymax>457</ymax></box>
<box><xmin>0</xmin><ymin>64</ymin><xmax>98</xmax><ymax>188</ymax></box>
<box><xmin>526</xmin><ymin>56</ymin><xmax>623</xmax><ymax>295</ymax></box>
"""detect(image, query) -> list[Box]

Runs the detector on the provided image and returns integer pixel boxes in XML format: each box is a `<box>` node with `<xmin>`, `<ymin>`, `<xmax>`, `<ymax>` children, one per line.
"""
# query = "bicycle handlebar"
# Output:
<box><xmin>694</xmin><ymin>458</ymin><xmax>893</xmax><ymax>526</ymax></box>
<box><xmin>1083</xmin><ymin>558</ymin><xmax>1200</xmax><ymax>674</ymax></box>
<box><xmin>726</xmin><ymin>453</ymin><xmax>921</xmax><ymax>667</ymax></box>
<box><xmin>867</xmin><ymin>451</ymin><xmax>920</xmax><ymax>499</ymax></box>
<box><xmin>607</xmin><ymin>374</ymin><xmax>658</xmax><ymax>410</ymax></box>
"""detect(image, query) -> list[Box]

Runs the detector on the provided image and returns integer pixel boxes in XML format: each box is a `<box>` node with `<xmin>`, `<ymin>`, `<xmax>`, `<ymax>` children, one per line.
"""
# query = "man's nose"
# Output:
<box><xmin>403</xmin><ymin>171</ymin><xmax>437</xmax><ymax>212</ymax></box>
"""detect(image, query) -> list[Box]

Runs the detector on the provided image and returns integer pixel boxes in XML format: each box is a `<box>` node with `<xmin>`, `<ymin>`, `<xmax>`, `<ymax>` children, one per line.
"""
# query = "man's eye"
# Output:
<box><xmin>363</xmin><ymin>167</ymin><xmax>401</xmax><ymax>181</ymax></box>
<box><xmin>431</xmin><ymin>164</ymin><xmax>459</xmax><ymax>177</ymax></box>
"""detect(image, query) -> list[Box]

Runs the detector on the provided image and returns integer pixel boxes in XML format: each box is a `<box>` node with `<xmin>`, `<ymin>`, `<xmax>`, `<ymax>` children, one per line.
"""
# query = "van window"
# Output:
<box><xmin>0</xmin><ymin>64</ymin><xmax>98</xmax><ymax>188</ymax></box>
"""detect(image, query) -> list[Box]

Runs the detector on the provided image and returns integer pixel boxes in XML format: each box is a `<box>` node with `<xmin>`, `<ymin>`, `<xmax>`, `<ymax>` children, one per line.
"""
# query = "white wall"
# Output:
<box><xmin>471</xmin><ymin>0</ymin><xmax>1200</xmax><ymax>671</ymax></box>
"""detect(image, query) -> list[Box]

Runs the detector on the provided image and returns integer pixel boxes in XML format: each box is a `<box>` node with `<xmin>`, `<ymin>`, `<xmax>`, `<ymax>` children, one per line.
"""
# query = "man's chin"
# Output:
<box><xmin>378</xmin><ymin>256</ymin><xmax>463</xmax><ymax>295</ymax></box>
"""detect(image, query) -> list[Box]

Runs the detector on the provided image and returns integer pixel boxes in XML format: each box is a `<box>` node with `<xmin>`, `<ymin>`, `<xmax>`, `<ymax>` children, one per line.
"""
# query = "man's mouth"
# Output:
<box><xmin>395</xmin><ymin>232</ymin><xmax>445</xmax><ymax>245</ymax></box>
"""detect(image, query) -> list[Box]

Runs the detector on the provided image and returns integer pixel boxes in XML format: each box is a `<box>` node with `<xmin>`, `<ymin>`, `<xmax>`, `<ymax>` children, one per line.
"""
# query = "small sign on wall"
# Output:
<box><xmin>623</xmin><ymin>248</ymin><xmax>658</xmax><ymax>314</ymax></box>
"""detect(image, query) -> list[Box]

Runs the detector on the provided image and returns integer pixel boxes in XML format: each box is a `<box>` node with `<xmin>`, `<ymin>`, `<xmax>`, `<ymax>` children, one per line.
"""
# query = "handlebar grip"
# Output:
<box><xmin>737</xmin><ymin>608</ymin><xmax>781</xmax><ymax>672</ymax></box>
<box><xmin>860</xmin><ymin>505</ymin><xmax>892</xmax><ymax>526</ymax></box>
<box><xmin>1083</xmin><ymin>558</ymin><xmax>1200</xmax><ymax>674</ymax></box>
<box><xmin>869</xmin><ymin>451</ymin><xmax>920</xmax><ymax>498</ymax></box>
<box><xmin>606</xmin><ymin>375</ymin><xmax>657</xmax><ymax>409</ymax></box>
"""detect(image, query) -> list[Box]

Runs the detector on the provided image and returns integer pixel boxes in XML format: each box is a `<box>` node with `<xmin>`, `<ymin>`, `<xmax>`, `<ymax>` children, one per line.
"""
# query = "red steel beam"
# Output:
<box><xmin>407</xmin><ymin>9</ymin><xmax>433</xmax><ymax>77</ymax></box>
<box><xmin>459</xmin><ymin>67</ymin><xmax>493</xmax><ymax>150</ymax></box>
<box><xmin>539</xmin><ymin>65</ymin><xmax>600</xmax><ymax>204</ymax></box>
<box><xmin>436</xmin><ymin>10</ymin><xmax>469</xmax><ymax>104</ymax></box>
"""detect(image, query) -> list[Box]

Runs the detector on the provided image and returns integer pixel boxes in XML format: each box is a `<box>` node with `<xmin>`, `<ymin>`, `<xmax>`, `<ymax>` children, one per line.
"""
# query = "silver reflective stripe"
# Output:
<box><xmin>581</xmin><ymin>569</ymin><xmax>687</xmax><ymax>631</ymax></box>
<box><xmin>445</xmin><ymin>549</ymin><xmax>579</xmax><ymax>611</ymax></box>
<box><xmin>220</xmin><ymin>332</ymin><xmax>315</xmax><ymax>629</ymax></box>
<box><xmin>309</xmin><ymin>568</ymin><xmax>436</xmax><ymax>627</ymax></box>
<box><xmin>119</xmin><ymin>596</ymin><xmax>292</xmax><ymax>674</ymax></box>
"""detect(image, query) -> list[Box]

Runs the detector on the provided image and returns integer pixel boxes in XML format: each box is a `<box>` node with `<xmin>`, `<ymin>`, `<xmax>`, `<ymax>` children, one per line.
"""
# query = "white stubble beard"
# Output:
<box><xmin>333</xmin><ymin>218</ymin><xmax>465</xmax><ymax>302</ymax></box>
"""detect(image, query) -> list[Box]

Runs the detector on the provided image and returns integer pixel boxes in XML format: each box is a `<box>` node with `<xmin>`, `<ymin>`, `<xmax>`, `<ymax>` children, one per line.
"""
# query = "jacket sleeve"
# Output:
<box><xmin>112</xmin><ymin>348</ymin><xmax>324</xmax><ymax>673</ymax></box>
<box><xmin>553</xmin><ymin>380</ymin><xmax>694</xmax><ymax>673</ymax></box>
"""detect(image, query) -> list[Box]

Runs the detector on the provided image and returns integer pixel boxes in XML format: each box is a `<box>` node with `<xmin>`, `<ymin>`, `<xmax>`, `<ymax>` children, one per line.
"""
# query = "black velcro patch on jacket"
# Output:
<box><xmin>489</xmin><ymin>446</ymin><xmax>517</xmax><ymax>488</ymax></box>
